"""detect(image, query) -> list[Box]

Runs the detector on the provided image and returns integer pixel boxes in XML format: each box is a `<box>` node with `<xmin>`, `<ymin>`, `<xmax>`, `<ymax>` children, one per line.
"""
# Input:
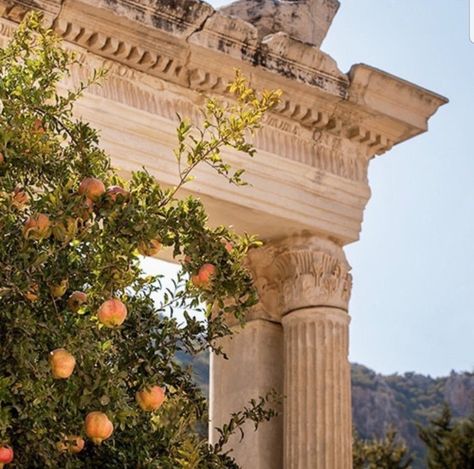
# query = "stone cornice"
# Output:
<box><xmin>0</xmin><ymin>0</ymin><xmax>60</xmax><ymax>23</ymax></box>
<box><xmin>348</xmin><ymin>64</ymin><xmax>449</xmax><ymax>142</ymax></box>
<box><xmin>0</xmin><ymin>0</ymin><xmax>446</xmax><ymax>162</ymax></box>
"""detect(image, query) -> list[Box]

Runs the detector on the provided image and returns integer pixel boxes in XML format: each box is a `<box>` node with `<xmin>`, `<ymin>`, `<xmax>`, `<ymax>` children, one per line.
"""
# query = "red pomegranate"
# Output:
<box><xmin>56</xmin><ymin>435</ymin><xmax>85</xmax><ymax>454</ymax></box>
<box><xmin>49</xmin><ymin>348</ymin><xmax>76</xmax><ymax>379</ymax></box>
<box><xmin>67</xmin><ymin>291</ymin><xmax>88</xmax><ymax>312</ymax></box>
<box><xmin>105</xmin><ymin>185</ymin><xmax>129</xmax><ymax>203</ymax></box>
<box><xmin>136</xmin><ymin>385</ymin><xmax>166</xmax><ymax>412</ymax></box>
<box><xmin>23</xmin><ymin>213</ymin><xmax>51</xmax><ymax>240</ymax></box>
<box><xmin>0</xmin><ymin>445</ymin><xmax>14</xmax><ymax>466</ymax></box>
<box><xmin>191</xmin><ymin>263</ymin><xmax>216</xmax><ymax>289</ymax></box>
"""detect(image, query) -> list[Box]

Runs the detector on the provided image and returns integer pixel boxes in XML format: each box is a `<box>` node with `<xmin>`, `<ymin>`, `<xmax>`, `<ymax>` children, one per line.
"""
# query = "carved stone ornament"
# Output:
<box><xmin>246</xmin><ymin>234</ymin><xmax>352</xmax><ymax>321</ymax></box>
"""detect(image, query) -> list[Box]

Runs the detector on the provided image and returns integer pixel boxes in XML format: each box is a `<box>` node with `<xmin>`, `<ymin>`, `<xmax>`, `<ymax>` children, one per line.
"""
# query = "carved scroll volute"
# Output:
<box><xmin>246</xmin><ymin>235</ymin><xmax>352</xmax><ymax>322</ymax></box>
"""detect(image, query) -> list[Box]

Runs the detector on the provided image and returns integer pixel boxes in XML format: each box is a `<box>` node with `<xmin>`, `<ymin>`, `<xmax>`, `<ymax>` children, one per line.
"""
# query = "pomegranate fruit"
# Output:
<box><xmin>0</xmin><ymin>446</ymin><xmax>13</xmax><ymax>466</ymax></box>
<box><xmin>191</xmin><ymin>263</ymin><xmax>216</xmax><ymax>289</ymax></box>
<box><xmin>67</xmin><ymin>291</ymin><xmax>88</xmax><ymax>312</ymax></box>
<box><xmin>23</xmin><ymin>213</ymin><xmax>51</xmax><ymax>240</ymax></box>
<box><xmin>136</xmin><ymin>385</ymin><xmax>166</xmax><ymax>412</ymax></box>
<box><xmin>85</xmin><ymin>412</ymin><xmax>113</xmax><ymax>444</ymax></box>
<box><xmin>97</xmin><ymin>298</ymin><xmax>127</xmax><ymax>327</ymax></box>
<box><xmin>56</xmin><ymin>435</ymin><xmax>85</xmax><ymax>454</ymax></box>
<box><xmin>78</xmin><ymin>177</ymin><xmax>105</xmax><ymax>201</ymax></box>
<box><xmin>50</xmin><ymin>348</ymin><xmax>76</xmax><ymax>379</ymax></box>
<box><xmin>105</xmin><ymin>185</ymin><xmax>129</xmax><ymax>203</ymax></box>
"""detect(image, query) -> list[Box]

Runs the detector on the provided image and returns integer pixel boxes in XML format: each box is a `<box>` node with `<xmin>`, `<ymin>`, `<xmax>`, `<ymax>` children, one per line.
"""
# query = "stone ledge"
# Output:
<box><xmin>348</xmin><ymin>64</ymin><xmax>449</xmax><ymax>140</ymax></box>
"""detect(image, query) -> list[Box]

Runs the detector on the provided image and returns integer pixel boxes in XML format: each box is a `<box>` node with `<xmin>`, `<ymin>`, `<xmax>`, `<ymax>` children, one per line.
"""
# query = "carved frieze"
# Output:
<box><xmin>62</xmin><ymin>49</ymin><xmax>373</xmax><ymax>181</ymax></box>
<box><xmin>0</xmin><ymin>0</ymin><xmax>400</xmax><ymax>178</ymax></box>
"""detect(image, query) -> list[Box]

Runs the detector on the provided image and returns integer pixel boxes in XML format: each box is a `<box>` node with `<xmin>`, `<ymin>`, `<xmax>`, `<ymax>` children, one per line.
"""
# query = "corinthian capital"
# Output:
<box><xmin>246</xmin><ymin>234</ymin><xmax>352</xmax><ymax>321</ymax></box>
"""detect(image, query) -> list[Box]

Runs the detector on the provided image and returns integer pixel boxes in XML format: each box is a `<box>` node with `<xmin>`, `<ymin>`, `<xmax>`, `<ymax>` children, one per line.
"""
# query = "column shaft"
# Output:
<box><xmin>209</xmin><ymin>319</ymin><xmax>284</xmax><ymax>469</ymax></box>
<box><xmin>282</xmin><ymin>308</ymin><xmax>352</xmax><ymax>469</ymax></box>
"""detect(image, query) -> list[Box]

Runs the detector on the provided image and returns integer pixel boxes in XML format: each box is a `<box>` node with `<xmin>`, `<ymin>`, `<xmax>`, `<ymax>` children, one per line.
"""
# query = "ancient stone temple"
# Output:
<box><xmin>0</xmin><ymin>0</ymin><xmax>446</xmax><ymax>467</ymax></box>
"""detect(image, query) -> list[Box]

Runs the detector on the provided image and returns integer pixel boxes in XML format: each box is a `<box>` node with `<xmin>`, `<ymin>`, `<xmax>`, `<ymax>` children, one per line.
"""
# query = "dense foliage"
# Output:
<box><xmin>418</xmin><ymin>406</ymin><xmax>474</xmax><ymax>468</ymax></box>
<box><xmin>0</xmin><ymin>13</ymin><xmax>281</xmax><ymax>468</ymax></box>
<box><xmin>353</xmin><ymin>429</ymin><xmax>412</xmax><ymax>469</ymax></box>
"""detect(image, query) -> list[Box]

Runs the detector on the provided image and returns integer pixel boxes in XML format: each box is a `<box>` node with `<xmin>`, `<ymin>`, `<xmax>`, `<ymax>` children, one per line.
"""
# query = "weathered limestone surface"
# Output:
<box><xmin>276</xmin><ymin>235</ymin><xmax>352</xmax><ymax>469</ymax></box>
<box><xmin>239</xmin><ymin>235</ymin><xmax>352</xmax><ymax>468</ymax></box>
<box><xmin>0</xmin><ymin>0</ymin><xmax>446</xmax><ymax>245</ymax></box>
<box><xmin>220</xmin><ymin>0</ymin><xmax>340</xmax><ymax>46</ymax></box>
<box><xmin>0</xmin><ymin>0</ymin><xmax>61</xmax><ymax>23</ymax></box>
<box><xmin>210</xmin><ymin>319</ymin><xmax>284</xmax><ymax>468</ymax></box>
<box><xmin>283</xmin><ymin>308</ymin><xmax>351</xmax><ymax>469</ymax></box>
<box><xmin>0</xmin><ymin>0</ymin><xmax>448</xmax><ymax>467</ymax></box>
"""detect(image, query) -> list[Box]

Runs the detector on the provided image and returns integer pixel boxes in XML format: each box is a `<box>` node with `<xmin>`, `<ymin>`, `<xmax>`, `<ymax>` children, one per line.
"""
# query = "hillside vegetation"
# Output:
<box><xmin>351</xmin><ymin>363</ymin><xmax>474</xmax><ymax>467</ymax></box>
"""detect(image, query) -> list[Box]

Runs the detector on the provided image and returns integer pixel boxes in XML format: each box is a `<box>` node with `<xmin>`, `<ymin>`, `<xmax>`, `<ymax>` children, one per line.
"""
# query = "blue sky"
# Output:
<box><xmin>146</xmin><ymin>1</ymin><xmax>474</xmax><ymax>377</ymax></box>
<box><xmin>320</xmin><ymin>0</ymin><xmax>474</xmax><ymax>377</ymax></box>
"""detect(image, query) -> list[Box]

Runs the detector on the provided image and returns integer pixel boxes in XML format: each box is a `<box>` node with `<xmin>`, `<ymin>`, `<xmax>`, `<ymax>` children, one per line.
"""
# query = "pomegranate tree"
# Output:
<box><xmin>0</xmin><ymin>13</ymin><xmax>280</xmax><ymax>468</ymax></box>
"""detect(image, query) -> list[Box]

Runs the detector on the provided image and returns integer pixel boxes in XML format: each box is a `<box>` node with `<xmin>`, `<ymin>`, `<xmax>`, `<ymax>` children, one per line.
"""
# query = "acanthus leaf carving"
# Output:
<box><xmin>274</xmin><ymin>249</ymin><xmax>352</xmax><ymax>313</ymax></box>
<box><xmin>246</xmin><ymin>235</ymin><xmax>352</xmax><ymax>322</ymax></box>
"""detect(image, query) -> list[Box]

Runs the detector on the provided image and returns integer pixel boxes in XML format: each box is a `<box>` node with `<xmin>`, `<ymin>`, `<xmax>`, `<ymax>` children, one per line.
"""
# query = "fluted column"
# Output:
<box><xmin>283</xmin><ymin>309</ymin><xmax>351</xmax><ymax>468</ymax></box>
<box><xmin>210</xmin><ymin>234</ymin><xmax>353</xmax><ymax>469</ymax></box>
<box><xmin>273</xmin><ymin>235</ymin><xmax>353</xmax><ymax>469</ymax></box>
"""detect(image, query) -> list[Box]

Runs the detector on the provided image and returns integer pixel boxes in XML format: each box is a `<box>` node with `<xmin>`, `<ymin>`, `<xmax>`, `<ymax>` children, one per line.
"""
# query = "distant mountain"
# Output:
<box><xmin>351</xmin><ymin>363</ymin><xmax>474</xmax><ymax>467</ymax></box>
<box><xmin>179</xmin><ymin>352</ymin><xmax>474</xmax><ymax>468</ymax></box>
